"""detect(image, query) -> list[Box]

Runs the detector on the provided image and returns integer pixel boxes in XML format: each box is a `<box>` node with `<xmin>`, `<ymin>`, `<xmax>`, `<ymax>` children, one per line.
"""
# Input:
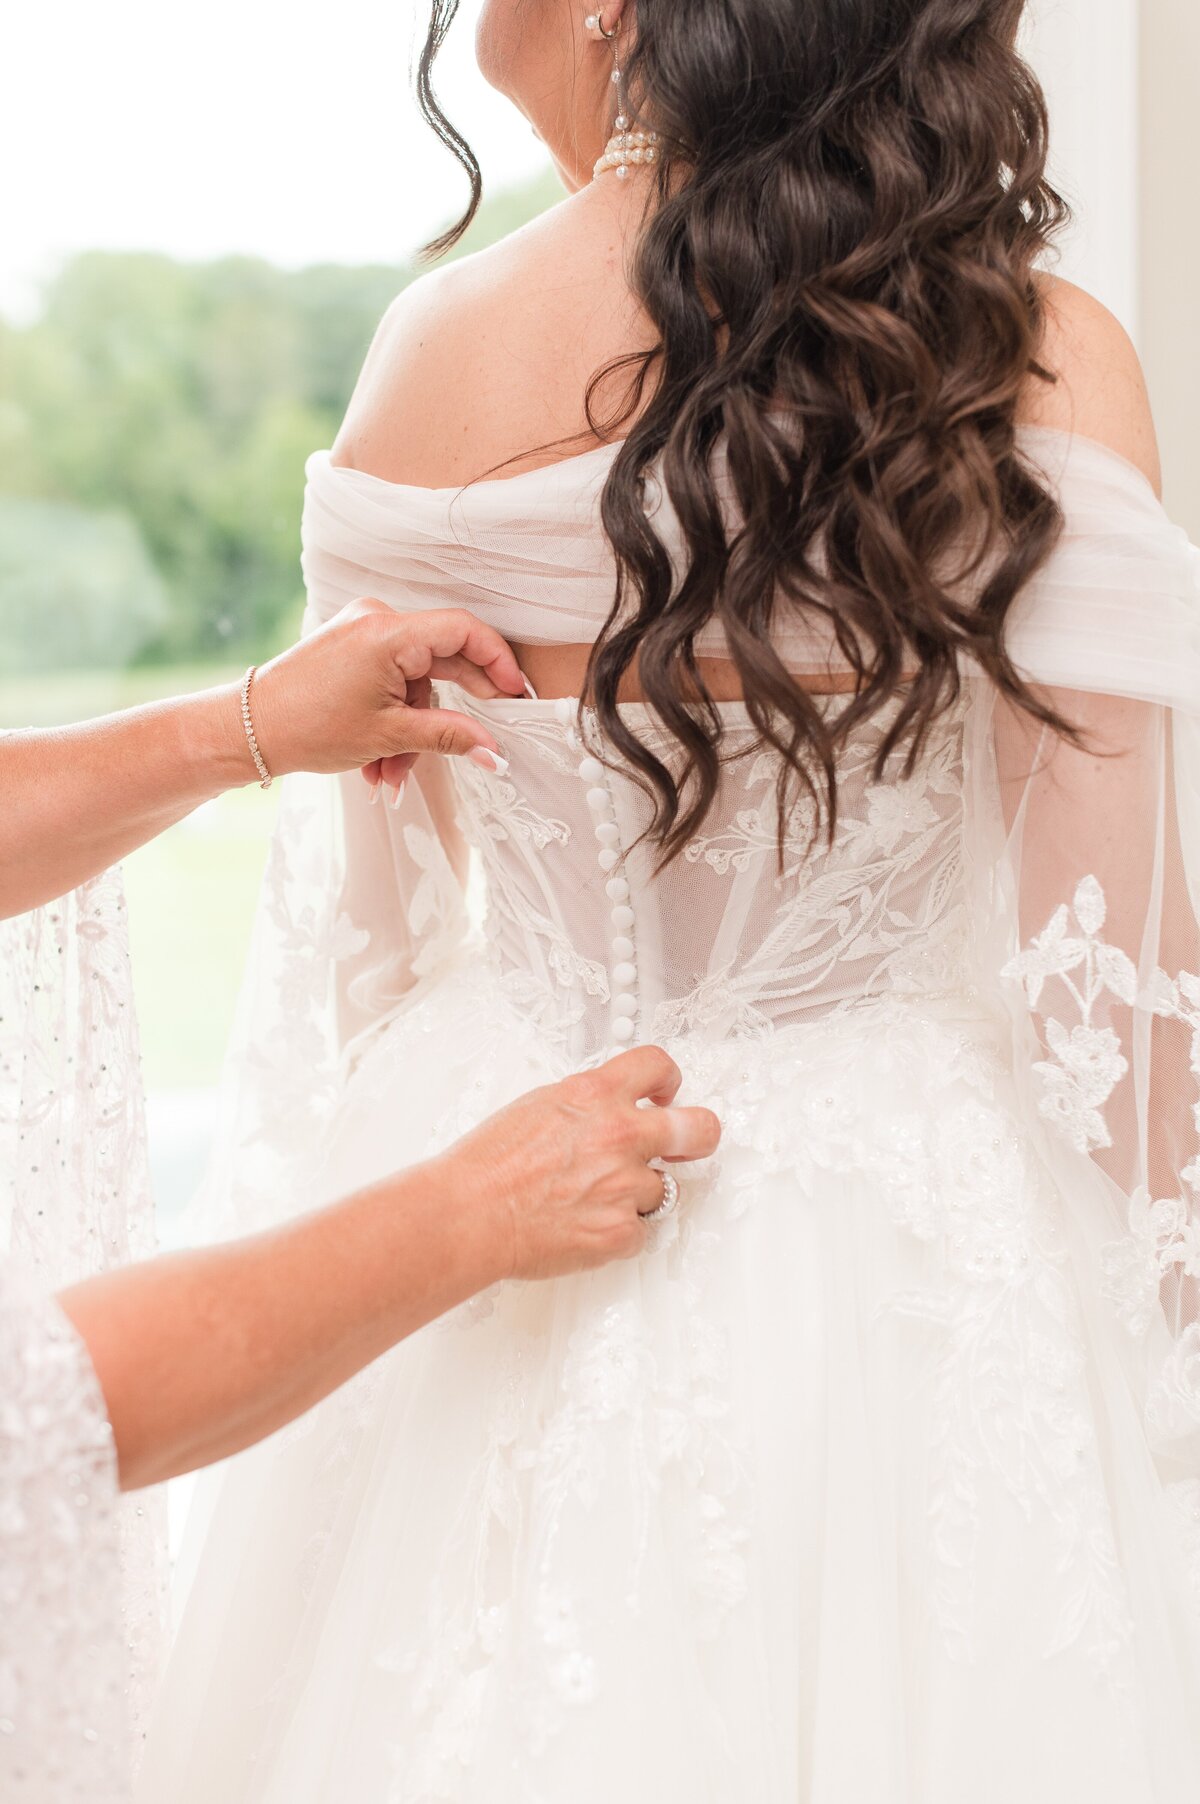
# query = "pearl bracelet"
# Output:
<box><xmin>239</xmin><ymin>666</ymin><xmax>273</xmax><ymax>790</ymax></box>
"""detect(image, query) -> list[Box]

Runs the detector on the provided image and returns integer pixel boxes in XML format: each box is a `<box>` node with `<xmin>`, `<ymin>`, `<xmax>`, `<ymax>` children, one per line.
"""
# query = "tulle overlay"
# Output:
<box><xmin>140</xmin><ymin>427</ymin><xmax>1200</xmax><ymax>1801</ymax></box>
<box><xmin>147</xmin><ymin>977</ymin><xmax>1200</xmax><ymax>1802</ymax></box>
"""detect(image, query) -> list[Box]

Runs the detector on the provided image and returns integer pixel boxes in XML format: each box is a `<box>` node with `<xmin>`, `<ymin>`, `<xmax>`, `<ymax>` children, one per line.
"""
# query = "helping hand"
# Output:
<box><xmin>246</xmin><ymin>597</ymin><xmax>526</xmax><ymax>792</ymax></box>
<box><xmin>430</xmin><ymin>1047</ymin><xmax>722</xmax><ymax>1282</ymax></box>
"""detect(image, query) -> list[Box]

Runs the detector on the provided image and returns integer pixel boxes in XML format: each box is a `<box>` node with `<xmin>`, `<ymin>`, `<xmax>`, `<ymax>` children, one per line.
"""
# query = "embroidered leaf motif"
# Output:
<box><xmin>1002</xmin><ymin>878</ymin><xmax>1151</xmax><ymax>1146</ymax></box>
<box><xmin>1073</xmin><ymin>873</ymin><xmax>1108</xmax><ymax>938</ymax></box>
<box><xmin>1095</xmin><ymin>942</ymin><xmax>1138</xmax><ymax>1005</ymax></box>
<box><xmin>1010</xmin><ymin>877</ymin><xmax>1200</xmax><ymax>1374</ymax></box>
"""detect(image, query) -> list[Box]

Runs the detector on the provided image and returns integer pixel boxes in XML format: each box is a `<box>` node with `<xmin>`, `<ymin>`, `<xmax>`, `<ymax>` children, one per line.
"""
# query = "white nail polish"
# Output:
<box><xmin>367</xmin><ymin>781</ymin><xmax>383</xmax><ymax>806</ymax></box>
<box><xmin>388</xmin><ymin>779</ymin><xmax>407</xmax><ymax>809</ymax></box>
<box><xmin>468</xmin><ymin>747</ymin><xmax>510</xmax><ymax>775</ymax></box>
<box><xmin>521</xmin><ymin>673</ymin><xmax>540</xmax><ymax>701</ymax></box>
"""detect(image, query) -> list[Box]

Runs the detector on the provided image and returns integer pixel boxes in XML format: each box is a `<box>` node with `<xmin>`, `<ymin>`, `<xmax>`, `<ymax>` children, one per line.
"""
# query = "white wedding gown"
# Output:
<box><xmin>139</xmin><ymin>424</ymin><xmax>1200</xmax><ymax>1802</ymax></box>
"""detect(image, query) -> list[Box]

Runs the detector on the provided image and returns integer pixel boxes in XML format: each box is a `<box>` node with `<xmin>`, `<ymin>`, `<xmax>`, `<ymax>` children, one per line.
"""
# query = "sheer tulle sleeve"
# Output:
<box><xmin>988</xmin><ymin>430</ymin><xmax>1200</xmax><ymax>1506</ymax></box>
<box><xmin>184</xmin><ymin>644</ymin><xmax>473</xmax><ymax>1244</ymax></box>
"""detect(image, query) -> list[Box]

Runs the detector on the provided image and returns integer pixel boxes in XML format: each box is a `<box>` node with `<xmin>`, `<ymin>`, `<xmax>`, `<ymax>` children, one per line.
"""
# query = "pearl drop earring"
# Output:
<box><xmin>586</xmin><ymin>6</ymin><xmax>658</xmax><ymax>183</ymax></box>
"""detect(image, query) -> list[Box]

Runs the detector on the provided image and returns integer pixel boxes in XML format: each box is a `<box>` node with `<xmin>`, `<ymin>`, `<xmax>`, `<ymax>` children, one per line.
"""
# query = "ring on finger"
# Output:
<box><xmin>640</xmin><ymin>1168</ymin><xmax>680</xmax><ymax>1223</ymax></box>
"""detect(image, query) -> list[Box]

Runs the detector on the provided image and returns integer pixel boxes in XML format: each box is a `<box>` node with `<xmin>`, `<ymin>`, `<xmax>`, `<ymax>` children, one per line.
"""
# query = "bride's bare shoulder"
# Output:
<box><xmin>332</xmin><ymin>181</ymin><xmax>657</xmax><ymax>487</ymax></box>
<box><xmin>1020</xmin><ymin>274</ymin><xmax>1162</xmax><ymax>496</ymax></box>
<box><xmin>330</xmin><ymin>223</ymin><xmax>1164</xmax><ymax>500</ymax></box>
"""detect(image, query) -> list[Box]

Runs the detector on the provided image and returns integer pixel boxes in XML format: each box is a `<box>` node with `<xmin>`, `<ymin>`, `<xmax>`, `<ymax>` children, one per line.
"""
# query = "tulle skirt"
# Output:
<box><xmin>137</xmin><ymin>961</ymin><xmax>1200</xmax><ymax>1803</ymax></box>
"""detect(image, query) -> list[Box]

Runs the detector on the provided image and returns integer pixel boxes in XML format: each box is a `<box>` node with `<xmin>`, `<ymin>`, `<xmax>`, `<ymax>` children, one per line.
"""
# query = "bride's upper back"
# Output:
<box><xmin>303</xmin><ymin>181</ymin><xmax>1187</xmax><ymax>699</ymax></box>
<box><xmin>324</xmin><ymin>176</ymin><xmax>1163</xmax><ymax>701</ymax></box>
<box><xmin>333</xmin><ymin>179</ymin><xmax>661</xmax><ymax>495</ymax></box>
<box><xmin>308</xmin><ymin>174</ymin><xmax>1172</xmax><ymax>676</ymax></box>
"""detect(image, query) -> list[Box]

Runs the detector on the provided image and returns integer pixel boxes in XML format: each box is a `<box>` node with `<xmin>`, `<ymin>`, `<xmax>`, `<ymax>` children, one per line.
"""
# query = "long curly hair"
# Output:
<box><xmin>418</xmin><ymin>0</ymin><xmax>1072</xmax><ymax>859</ymax></box>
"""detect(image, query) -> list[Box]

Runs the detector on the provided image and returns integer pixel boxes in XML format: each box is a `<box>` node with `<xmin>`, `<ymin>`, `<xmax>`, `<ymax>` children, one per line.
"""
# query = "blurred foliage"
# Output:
<box><xmin>0</xmin><ymin>163</ymin><xmax>561</xmax><ymax>674</ymax></box>
<box><xmin>0</xmin><ymin>496</ymin><xmax>169</xmax><ymax>673</ymax></box>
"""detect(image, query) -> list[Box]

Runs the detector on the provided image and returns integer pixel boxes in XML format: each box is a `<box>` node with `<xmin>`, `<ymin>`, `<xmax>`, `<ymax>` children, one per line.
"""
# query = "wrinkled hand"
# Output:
<box><xmin>247</xmin><ymin>597</ymin><xmax>525</xmax><ymax>789</ymax></box>
<box><xmin>432</xmin><ymin>1047</ymin><xmax>722</xmax><ymax>1282</ymax></box>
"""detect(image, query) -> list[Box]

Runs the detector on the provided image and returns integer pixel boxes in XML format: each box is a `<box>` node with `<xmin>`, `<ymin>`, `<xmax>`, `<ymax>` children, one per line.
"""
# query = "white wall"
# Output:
<box><xmin>1022</xmin><ymin>0</ymin><xmax>1200</xmax><ymax>532</ymax></box>
<box><xmin>1140</xmin><ymin>0</ymin><xmax>1200</xmax><ymax>531</ymax></box>
<box><xmin>1021</xmin><ymin>0</ymin><xmax>1141</xmax><ymax>339</ymax></box>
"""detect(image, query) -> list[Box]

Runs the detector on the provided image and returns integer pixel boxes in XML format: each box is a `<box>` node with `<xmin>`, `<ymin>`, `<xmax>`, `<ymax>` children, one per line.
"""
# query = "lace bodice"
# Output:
<box><xmin>443</xmin><ymin>689</ymin><xmax>974</xmax><ymax>1065</ymax></box>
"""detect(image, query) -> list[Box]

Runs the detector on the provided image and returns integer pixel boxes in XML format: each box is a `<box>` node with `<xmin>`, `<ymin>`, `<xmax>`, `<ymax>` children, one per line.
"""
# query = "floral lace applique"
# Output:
<box><xmin>681</xmin><ymin>1016</ymin><xmax>1135</xmax><ymax>1681</ymax></box>
<box><xmin>1005</xmin><ymin>875</ymin><xmax>1200</xmax><ymax>1359</ymax></box>
<box><xmin>676</xmin><ymin>709</ymin><xmax>974</xmax><ymax>1023</ymax></box>
<box><xmin>383</xmin><ymin>1199</ymin><xmax>748</xmax><ymax>1796</ymax></box>
<box><xmin>480</xmin><ymin>888</ymin><xmax>609</xmax><ymax>1014</ymax></box>
<box><xmin>403</xmin><ymin>824</ymin><xmax>470</xmax><ymax>979</ymax></box>
<box><xmin>1102</xmin><ymin>1189</ymin><xmax>1200</xmax><ymax>1338</ymax></box>
<box><xmin>683</xmin><ymin>709</ymin><xmax>960</xmax><ymax>889</ymax></box>
<box><xmin>453</xmin><ymin>759</ymin><xmax>572</xmax><ymax>853</ymax></box>
<box><xmin>1005</xmin><ymin>872</ymin><xmax>1200</xmax><ymax>1635</ymax></box>
<box><xmin>867</xmin><ymin>1083</ymin><xmax>1134</xmax><ymax>1678</ymax></box>
<box><xmin>684</xmin><ymin>757</ymin><xmax>818</xmax><ymax>877</ymax></box>
<box><xmin>214</xmin><ymin>805</ymin><xmax>353</xmax><ymax>1204</ymax></box>
<box><xmin>1147</xmin><ymin>1323</ymin><xmax>1200</xmax><ymax>1443</ymax></box>
<box><xmin>1003</xmin><ymin>875</ymin><xmax>1137</xmax><ymax>1154</ymax></box>
<box><xmin>648</xmin><ymin>968</ymin><xmax>772</xmax><ymax>1043</ymax></box>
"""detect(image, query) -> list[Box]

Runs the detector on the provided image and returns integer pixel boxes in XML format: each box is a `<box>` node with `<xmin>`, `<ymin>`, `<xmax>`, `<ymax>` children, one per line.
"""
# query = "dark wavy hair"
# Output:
<box><xmin>418</xmin><ymin>0</ymin><xmax>1073</xmax><ymax>859</ymax></box>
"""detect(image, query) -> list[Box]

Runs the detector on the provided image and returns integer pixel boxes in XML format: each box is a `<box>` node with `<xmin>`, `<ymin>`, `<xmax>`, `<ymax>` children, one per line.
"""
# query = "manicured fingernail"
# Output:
<box><xmin>367</xmin><ymin>780</ymin><xmax>383</xmax><ymax>806</ymax></box>
<box><xmin>388</xmin><ymin>778</ymin><xmax>407</xmax><ymax>809</ymax></box>
<box><xmin>468</xmin><ymin>746</ymin><xmax>509</xmax><ymax>775</ymax></box>
<box><xmin>521</xmin><ymin>673</ymin><xmax>539</xmax><ymax>701</ymax></box>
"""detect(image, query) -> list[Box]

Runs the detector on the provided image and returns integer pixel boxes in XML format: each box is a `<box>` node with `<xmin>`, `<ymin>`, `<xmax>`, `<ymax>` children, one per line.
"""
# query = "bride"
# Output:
<box><xmin>139</xmin><ymin>0</ymin><xmax>1200</xmax><ymax>1797</ymax></box>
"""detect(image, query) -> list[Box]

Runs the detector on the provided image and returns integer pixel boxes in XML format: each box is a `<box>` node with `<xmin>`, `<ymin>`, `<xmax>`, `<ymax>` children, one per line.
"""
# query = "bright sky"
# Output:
<box><xmin>1</xmin><ymin>0</ymin><xmax>548</xmax><ymax>318</ymax></box>
<box><xmin>1</xmin><ymin>0</ymin><xmax>1141</xmax><ymax>334</ymax></box>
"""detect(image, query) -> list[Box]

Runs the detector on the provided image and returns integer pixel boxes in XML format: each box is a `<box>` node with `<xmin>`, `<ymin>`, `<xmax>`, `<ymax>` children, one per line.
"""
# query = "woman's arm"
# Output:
<box><xmin>0</xmin><ymin>599</ymin><xmax>523</xmax><ymax>919</ymax></box>
<box><xmin>58</xmin><ymin>1047</ymin><xmax>719</xmax><ymax>1491</ymax></box>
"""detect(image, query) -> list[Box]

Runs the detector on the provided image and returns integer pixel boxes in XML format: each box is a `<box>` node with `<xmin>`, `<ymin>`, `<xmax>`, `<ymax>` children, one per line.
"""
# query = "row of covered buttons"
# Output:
<box><xmin>556</xmin><ymin>699</ymin><xmax>639</xmax><ymax>1049</ymax></box>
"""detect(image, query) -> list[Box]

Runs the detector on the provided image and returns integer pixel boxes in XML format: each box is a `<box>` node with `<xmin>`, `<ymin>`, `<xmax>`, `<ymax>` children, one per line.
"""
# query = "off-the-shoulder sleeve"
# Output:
<box><xmin>299</xmin><ymin>448</ymin><xmax>619</xmax><ymax>645</ymax></box>
<box><xmin>0</xmin><ymin>1269</ymin><xmax>130</xmax><ymax>1801</ymax></box>
<box><xmin>1005</xmin><ymin>424</ymin><xmax>1200</xmax><ymax>711</ymax></box>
